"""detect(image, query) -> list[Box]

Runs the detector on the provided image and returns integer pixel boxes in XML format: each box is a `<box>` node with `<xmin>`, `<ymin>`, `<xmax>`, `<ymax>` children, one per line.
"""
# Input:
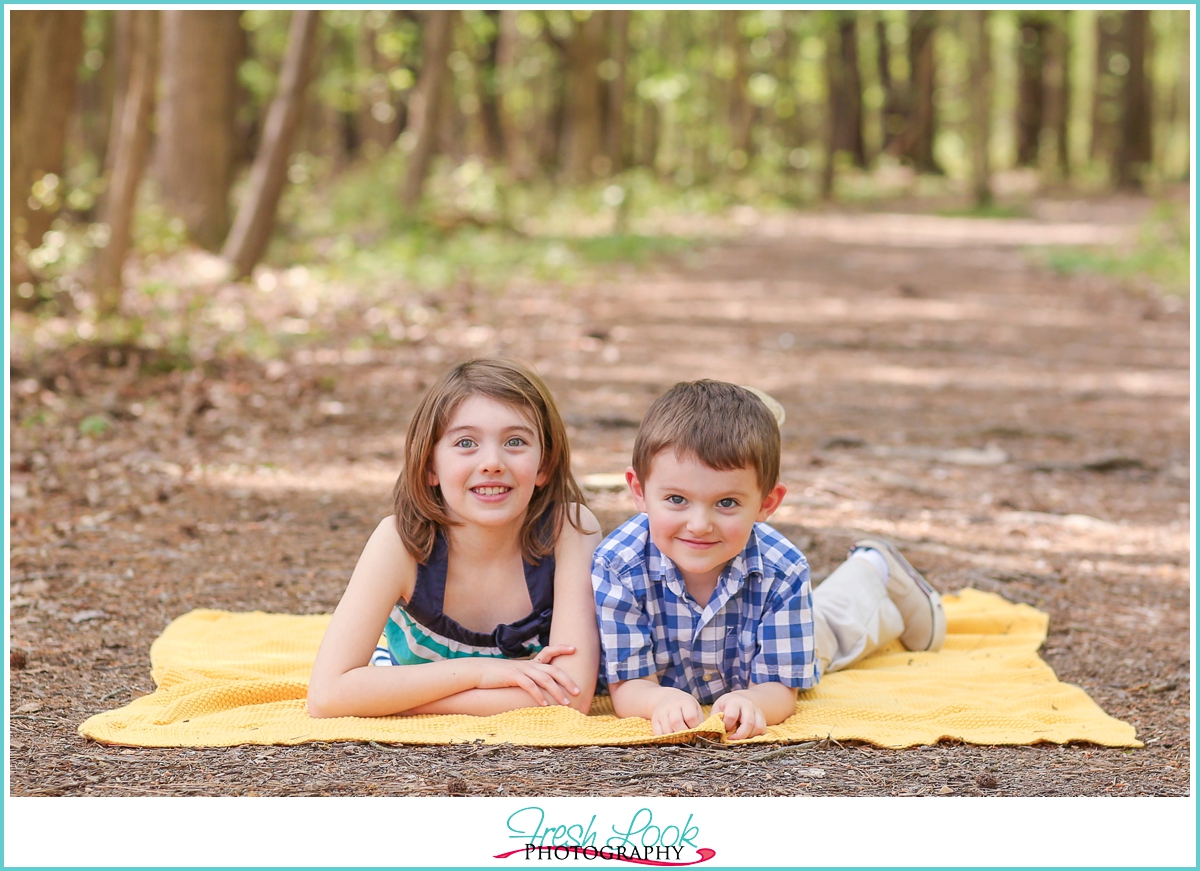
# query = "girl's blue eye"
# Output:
<box><xmin>666</xmin><ymin>495</ymin><xmax>686</xmax><ymax>505</ymax></box>
<box><xmin>454</xmin><ymin>438</ymin><xmax>476</xmax><ymax>449</ymax></box>
<box><xmin>505</xmin><ymin>437</ymin><xmax>527</xmax><ymax>447</ymax></box>
<box><xmin>717</xmin><ymin>498</ymin><xmax>738</xmax><ymax>509</ymax></box>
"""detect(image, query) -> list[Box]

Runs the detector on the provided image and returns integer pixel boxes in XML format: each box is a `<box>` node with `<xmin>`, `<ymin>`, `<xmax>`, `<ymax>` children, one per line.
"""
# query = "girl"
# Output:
<box><xmin>307</xmin><ymin>358</ymin><xmax>601</xmax><ymax>718</ymax></box>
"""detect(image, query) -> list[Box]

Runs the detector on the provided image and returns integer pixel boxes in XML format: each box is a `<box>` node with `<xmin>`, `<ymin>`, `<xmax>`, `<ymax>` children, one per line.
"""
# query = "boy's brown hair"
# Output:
<box><xmin>632</xmin><ymin>380</ymin><xmax>780</xmax><ymax>496</ymax></box>
<box><xmin>393</xmin><ymin>358</ymin><xmax>587</xmax><ymax>563</ymax></box>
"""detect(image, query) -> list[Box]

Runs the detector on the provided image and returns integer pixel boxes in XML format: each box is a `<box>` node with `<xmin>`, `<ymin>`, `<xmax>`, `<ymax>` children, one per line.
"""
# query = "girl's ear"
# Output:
<box><xmin>427</xmin><ymin>467</ymin><xmax>439</xmax><ymax>487</ymax></box>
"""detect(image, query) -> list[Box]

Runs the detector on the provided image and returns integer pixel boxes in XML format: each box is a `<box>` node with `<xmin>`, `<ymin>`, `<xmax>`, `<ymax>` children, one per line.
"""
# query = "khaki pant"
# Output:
<box><xmin>813</xmin><ymin>554</ymin><xmax>904</xmax><ymax>675</ymax></box>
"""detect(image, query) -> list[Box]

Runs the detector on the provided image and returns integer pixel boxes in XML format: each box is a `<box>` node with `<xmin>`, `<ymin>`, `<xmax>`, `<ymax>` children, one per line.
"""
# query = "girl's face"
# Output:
<box><xmin>429</xmin><ymin>394</ymin><xmax>548</xmax><ymax>530</ymax></box>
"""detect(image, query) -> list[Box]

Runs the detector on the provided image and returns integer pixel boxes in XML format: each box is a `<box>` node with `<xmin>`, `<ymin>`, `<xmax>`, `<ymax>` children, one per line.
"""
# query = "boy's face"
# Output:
<box><xmin>626</xmin><ymin>450</ymin><xmax>786</xmax><ymax>593</ymax></box>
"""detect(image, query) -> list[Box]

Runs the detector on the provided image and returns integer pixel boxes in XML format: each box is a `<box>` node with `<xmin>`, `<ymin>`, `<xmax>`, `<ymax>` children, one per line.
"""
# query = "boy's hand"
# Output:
<box><xmin>651</xmin><ymin>689</ymin><xmax>704</xmax><ymax>736</ymax></box>
<box><xmin>711</xmin><ymin>691</ymin><xmax>767</xmax><ymax>740</ymax></box>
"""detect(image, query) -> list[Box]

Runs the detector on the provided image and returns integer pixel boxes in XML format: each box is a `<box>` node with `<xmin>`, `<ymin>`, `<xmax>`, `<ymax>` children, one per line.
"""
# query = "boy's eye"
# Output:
<box><xmin>717</xmin><ymin>498</ymin><xmax>739</xmax><ymax>509</ymax></box>
<box><xmin>666</xmin><ymin>495</ymin><xmax>686</xmax><ymax>505</ymax></box>
<box><xmin>454</xmin><ymin>437</ymin><xmax>477</xmax><ymax>449</ymax></box>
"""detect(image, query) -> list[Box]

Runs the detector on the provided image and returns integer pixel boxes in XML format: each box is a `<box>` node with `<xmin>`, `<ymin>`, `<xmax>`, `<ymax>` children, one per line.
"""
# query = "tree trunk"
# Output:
<box><xmin>357</xmin><ymin>14</ymin><xmax>401</xmax><ymax>157</ymax></box>
<box><xmin>473</xmin><ymin>11</ymin><xmax>506</xmax><ymax>164</ymax></box>
<box><xmin>1053</xmin><ymin>12</ymin><xmax>1072</xmax><ymax>179</ymax></box>
<box><xmin>903</xmin><ymin>10</ymin><xmax>941</xmax><ymax>173</ymax></box>
<box><xmin>155</xmin><ymin>10</ymin><xmax>243</xmax><ymax>252</ymax></box>
<box><xmin>831</xmin><ymin>14</ymin><xmax>866</xmax><ymax>169</ymax></box>
<box><xmin>222</xmin><ymin>10</ymin><xmax>321</xmax><ymax>280</ymax></box>
<box><xmin>401</xmin><ymin>10</ymin><xmax>454</xmax><ymax>209</ymax></box>
<box><xmin>605</xmin><ymin>10</ymin><xmax>632</xmax><ymax>174</ymax></box>
<box><xmin>964</xmin><ymin>11</ymin><xmax>993</xmax><ymax>207</ymax></box>
<box><xmin>561</xmin><ymin>11</ymin><xmax>608</xmax><ymax>180</ymax></box>
<box><xmin>724</xmin><ymin>11</ymin><xmax>754</xmax><ymax>160</ymax></box>
<box><xmin>495</xmin><ymin>11</ymin><xmax>531</xmax><ymax>179</ymax></box>
<box><xmin>1015</xmin><ymin>16</ymin><xmax>1049</xmax><ymax>167</ymax></box>
<box><xmin>1090</xmin><ymin>11</ymin><xmax>1123</xmax><ymax>164</ymax></box>
<box><xmin>9</xmin><ymin>10</ymin><xmax>85</xmax><ymax>300</ymax></box>
<box><xmin>93</xmin><ymin>10</ymin><xmax>160</xmax><ymax>315</ymax></box>
<box><xmin>1114</xmin><ymin>9</ymin><xmax>1152</xmax><ymax>189</ymax></box>
<box><xmin>77</xmin><ymin>11</ymin><xmax>118</xmax><ymax>183</ymax></box>
<box><xmin>875</xmin><ymin>15</ymin><xmax>905</xmax><ymax>154</ymax></box>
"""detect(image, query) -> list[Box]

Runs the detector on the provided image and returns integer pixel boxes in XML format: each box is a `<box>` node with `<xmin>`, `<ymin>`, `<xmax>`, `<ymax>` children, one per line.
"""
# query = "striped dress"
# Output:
<box><xmin>371</xmin><ymin>529</ymin><xmax>555</xmax><ymax>666</ymax></box>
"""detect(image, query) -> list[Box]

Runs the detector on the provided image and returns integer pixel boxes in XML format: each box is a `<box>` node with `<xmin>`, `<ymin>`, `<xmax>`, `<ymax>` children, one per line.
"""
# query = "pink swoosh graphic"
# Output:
<box><xmin>493</xmin><ymin>847</ymin><xmax>716</xmax><ymax>866</ymax></box>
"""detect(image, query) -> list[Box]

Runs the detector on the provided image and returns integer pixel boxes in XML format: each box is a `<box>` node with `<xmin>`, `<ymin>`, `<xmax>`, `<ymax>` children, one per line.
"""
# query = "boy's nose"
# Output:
<box><xmin>685</xmin><ymin>510</ymin><xmax>713</xmax><ymax>534</ymax></box>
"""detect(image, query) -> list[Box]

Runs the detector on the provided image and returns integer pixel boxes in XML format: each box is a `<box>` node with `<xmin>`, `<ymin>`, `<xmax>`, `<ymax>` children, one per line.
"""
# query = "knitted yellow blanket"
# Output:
<box><xmin>78</xmin><ymin>588</ymin><xmax>1139</xmax><ymax>749</ymax></box>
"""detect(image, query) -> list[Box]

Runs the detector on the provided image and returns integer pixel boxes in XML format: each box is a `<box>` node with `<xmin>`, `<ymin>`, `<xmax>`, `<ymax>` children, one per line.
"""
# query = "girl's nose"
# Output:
<box><xmin>478</xmin><ymin>444</ymin><xmax>505</xmax><ymax>473</ymax></box>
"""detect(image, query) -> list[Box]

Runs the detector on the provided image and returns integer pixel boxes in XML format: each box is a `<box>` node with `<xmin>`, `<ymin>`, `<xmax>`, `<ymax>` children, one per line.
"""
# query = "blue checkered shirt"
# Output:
<box><xmin>592</xmin><ymin>514</ymin><xmax>817</xmax><ymax>705</ymax></box>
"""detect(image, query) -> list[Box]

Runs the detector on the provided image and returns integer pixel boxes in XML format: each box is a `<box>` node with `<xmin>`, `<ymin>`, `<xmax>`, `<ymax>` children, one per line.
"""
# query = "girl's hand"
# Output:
<box><xmin>474</xmin><ymin>655</ymin><xmax>581</xmax><ymax>707</ymax></box>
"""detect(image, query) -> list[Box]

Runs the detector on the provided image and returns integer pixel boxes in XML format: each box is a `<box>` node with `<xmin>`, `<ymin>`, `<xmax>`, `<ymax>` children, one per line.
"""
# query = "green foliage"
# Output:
<box><xmin>79</xmin><ymin>414</ymin><xmax>112</xmax><ymax>437</ymax></box>
<box><xmin>1040</xmin><ymin>201</ymin><xmax>1190</xmax><ymax>296</ymax></box>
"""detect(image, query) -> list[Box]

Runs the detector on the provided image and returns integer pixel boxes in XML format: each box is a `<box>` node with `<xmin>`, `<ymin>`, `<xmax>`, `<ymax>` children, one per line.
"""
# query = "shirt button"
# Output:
<box><xmin>702</xmin><ymin>672</ymin><xmax>714</xmax><ymax>682</ymax></box>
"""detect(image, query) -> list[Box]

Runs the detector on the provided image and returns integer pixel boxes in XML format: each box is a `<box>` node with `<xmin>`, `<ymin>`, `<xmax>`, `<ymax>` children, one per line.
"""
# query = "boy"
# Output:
<box><xmin>592</xmin><ymin>380</ymin><xmax>945</xmax><ymax>739</ymax></box>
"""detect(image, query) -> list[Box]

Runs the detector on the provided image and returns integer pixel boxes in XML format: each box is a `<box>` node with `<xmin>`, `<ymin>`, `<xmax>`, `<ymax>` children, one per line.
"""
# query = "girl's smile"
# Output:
<box><xmin>430</xmin><ymin>395</ymin><xmax>547</xmax><ymax>527</ymax></box>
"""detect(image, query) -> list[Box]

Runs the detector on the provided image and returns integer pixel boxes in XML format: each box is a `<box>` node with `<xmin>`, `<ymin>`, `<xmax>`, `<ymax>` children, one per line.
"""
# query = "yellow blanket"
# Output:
<box><xmin>78</xmin><ymin>589</ymin><xmax>1140</xmax><ymax>749</ymax></box>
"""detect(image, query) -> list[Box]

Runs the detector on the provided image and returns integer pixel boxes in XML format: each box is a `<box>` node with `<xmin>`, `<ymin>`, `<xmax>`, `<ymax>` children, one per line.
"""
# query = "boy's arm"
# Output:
<box><xmin>609</xmin><ymin>676</ymin><xmax>704</xmax><ymax>735</ymax></box>
<box><xmin>594</xmin><ymin>540</ymin><xmax>705</xmax><ymax>735</ymax></box>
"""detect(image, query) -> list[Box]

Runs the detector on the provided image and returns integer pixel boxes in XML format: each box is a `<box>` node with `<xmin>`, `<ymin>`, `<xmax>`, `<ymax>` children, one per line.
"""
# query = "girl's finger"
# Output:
<box><xmin>516</xmin><ymin>674</ymin><xmax>548</xmax><ymax>706</ymax></box>
<box><xmin>537</xmin><ymin>662</ymin><xmax>580</xmax><ymax>695</ymax></box>
<box><xmin>528</xmin><ymin>667</ymin><xmax>571</xmax><ymax>705</ymax></box>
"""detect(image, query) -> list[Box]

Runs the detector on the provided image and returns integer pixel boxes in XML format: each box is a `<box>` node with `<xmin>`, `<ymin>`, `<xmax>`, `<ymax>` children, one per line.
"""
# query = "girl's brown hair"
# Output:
<box><xmin>393</xmin><ymin>358</ymin><xmax>587</xmax><ymax>563</ymax></box>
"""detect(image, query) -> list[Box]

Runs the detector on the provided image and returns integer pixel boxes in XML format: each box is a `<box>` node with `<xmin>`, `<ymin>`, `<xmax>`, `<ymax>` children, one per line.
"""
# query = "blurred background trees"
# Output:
<box><xmin>8</xmin><ymin>8</ymin><xmax>1191</xmax><ymax>315</ymax></box>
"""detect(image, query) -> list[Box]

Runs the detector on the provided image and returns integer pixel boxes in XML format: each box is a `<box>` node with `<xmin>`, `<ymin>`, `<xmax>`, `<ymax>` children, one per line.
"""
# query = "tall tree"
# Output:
<box><xmin>561</xmin><ymin>11</ymin><xmax>608</xmax><ymax>180</ymax></box>
<box><xmin>401</xmin><ymin>10</ymin><xmax>454</xmax><ymax>209</ymax></box>
<box><xmin>9</xmin><ymin>10</ymin><xmax>85</xmax><ymax>300</ymax></box>
<box><xmin>605</xmin><ymin>10</ymin><xmax>632</xmax><ymax>174</ymax></box>
<box><xmin>472</xmin><ymin>11</ymin><xmax>507</xmax><ymax>164</ymax></box>
<box><xmin>902</xmin><ymin>10</ymin><xmax>941</xmax><ymax>173</ymax></box>
<box><xmin>1046</xmin><ymin>12</ymin><xmax>1072</xmax><ymax>180</ymax></box>
<box><xmin>155</xmin><ymin>10</ymin><xmax>243</xmax><ymax>251</ymax></box>
<box><xmin>1114</xmin><ymin>9</ymin><xmax>1152</xmax><ymax>188</ymax></box>
<box><xmin>1014</xmin><ymin>15</ymin><xmax>1049</xmax><ymax>168</ymax></box>
<box><xmin>723</xmin><ymin>11</ymin><xmax>754</xmax><ymax>160</ymax></box>
<box><xmin>495</xmin><ymin>11</ymin><xmax>531</xmax><ymax>179</ymax></box>
<box><xmin>825</xmin><ymin>11</ymin><xmax>866</xmax><ymax>186</ymax></box>
<box><xmin>963</xmin><ymin>10</ymin><xmax>993</xmax><ymax>207</ymax></box>
<box><xmin>93</xmin><ymin>10</ymin><xmax>160</xmax><ymax>314</ymax></box>
<box><xmin>1090</xmin><ymin>11</ymin><xmax>1124</xmax><ymax>165</ymax></box>
<box><xmin>222</xmin><ymin>10</ymin><xmax>321</xmax><ymax>280</ymax></box>
<box><xmin>875</xmin><ymin>14</ymin><xmax>905</xmax><ymax>155</ymax></box>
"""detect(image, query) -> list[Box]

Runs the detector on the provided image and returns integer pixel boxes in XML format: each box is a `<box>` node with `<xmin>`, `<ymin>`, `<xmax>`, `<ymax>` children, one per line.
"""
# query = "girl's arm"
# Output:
<box><xmin>404</xmin><ymin>504</ymin><xmax>603</xmax><ymax>716</ymax></box>
<box><xmin>307</xmin><ymin>517</ymin><xmax>582</xmax><ymax>718</ymax></box>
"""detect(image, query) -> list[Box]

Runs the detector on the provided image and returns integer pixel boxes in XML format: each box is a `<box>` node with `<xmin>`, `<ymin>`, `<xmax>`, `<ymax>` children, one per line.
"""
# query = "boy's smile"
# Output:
<box><xmin>626</xmin><ymin>450</ymin><xmax>786</xmax><ymax>603</ymax></box>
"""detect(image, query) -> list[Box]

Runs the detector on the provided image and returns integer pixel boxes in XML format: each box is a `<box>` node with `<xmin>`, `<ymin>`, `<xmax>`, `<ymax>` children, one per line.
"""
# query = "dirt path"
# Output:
<box><xmin>9</xmin><ymin>198</ymin><xmax>1191</xmax><ymax>797</ymax></box>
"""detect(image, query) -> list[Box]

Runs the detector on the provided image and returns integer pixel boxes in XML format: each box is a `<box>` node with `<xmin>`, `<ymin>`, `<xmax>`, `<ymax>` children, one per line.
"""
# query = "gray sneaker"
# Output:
<box><xmin>853</xmin><ymin>538</ymin><xmax>946</xmax><ymax>652</ymax></box>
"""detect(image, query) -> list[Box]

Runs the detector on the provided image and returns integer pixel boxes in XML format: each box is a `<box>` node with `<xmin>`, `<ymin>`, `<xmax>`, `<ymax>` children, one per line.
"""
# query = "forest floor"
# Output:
<box><xmin>8</xmin><ymin>192</ymin><xmax>1193</xmax><ymax>799</ymax></box>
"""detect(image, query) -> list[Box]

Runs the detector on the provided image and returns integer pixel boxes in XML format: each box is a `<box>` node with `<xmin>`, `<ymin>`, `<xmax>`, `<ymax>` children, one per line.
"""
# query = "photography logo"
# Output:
<box><xmin>495</xmin><ymin>807</ymin><xmax>716</xmax><ymax>865</ymax></box>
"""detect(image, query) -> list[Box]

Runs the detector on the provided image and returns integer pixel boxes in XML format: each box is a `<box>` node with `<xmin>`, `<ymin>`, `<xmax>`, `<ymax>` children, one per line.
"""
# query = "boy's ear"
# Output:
<box><xmin>755</xmin><ymin>482</ymin><xmax>787</xmax><ymax>522</ymax></box>
<box><xmin>625</xmin><ymin>466</ymin><xmax>648</xmax><ymax>512</ymax></box>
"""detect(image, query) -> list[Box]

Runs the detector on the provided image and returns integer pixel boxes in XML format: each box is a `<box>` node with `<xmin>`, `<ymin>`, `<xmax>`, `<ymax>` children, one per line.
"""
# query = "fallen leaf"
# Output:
<box><xmin>938</xmin><ymin>785</ymin><xmax>953</xmax><ymax>795</ymax></box>
<box><xmin>16</xmin><ymin>702</ymin><xmax>43</xmax><ymax>714</ymax></box>
<box><xmin>70</xmin><ymin>610</ymin><xmax>108</xmax><ymax>624</ymax></box>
